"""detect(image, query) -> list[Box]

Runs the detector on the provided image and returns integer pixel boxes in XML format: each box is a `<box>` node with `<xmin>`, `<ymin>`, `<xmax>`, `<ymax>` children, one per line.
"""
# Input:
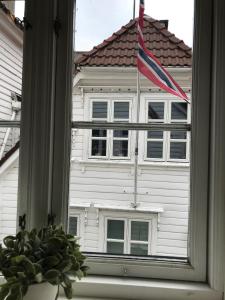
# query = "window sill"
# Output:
<box><xmin>71</xmin><ymin>158</ymin><xmax>190</xmax><ymax>168</ymax></box>
<box><xmin>59</xmin><ymin>275</ymin><xmax>222</xmax><ymax>300</ymax></box>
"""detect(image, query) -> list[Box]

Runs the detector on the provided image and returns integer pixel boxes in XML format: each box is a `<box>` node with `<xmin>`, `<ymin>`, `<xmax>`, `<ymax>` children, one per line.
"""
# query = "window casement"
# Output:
<box><xmin>89</xmin><ymin>98</ymin><xmax>132</xmax><ymax>160</ymax></box>
<box><xmin>105</xmin><ymin>218</ymin><xmax>153</xmax><ymax>256</ymax></box>
<box><xmin>12</xmin><ymin>0</ymin><xmax>225</xmax><ymax>299</ymax></box>
<box><xmin>68</xmin><ymin>215</ymin><xmax>79</xmax><ymax>236</ymax></box>
<box><xmin>145</xmin><ymin>98</ymin><xmax>190</xmax><ymax>162</ymax></box>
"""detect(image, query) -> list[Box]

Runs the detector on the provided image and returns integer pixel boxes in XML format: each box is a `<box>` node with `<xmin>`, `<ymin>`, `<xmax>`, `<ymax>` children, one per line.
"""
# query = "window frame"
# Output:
<box><xmin>14</xmin><ymin>0</ymin><xmax>225</xmax><ymax>298</ymax></box>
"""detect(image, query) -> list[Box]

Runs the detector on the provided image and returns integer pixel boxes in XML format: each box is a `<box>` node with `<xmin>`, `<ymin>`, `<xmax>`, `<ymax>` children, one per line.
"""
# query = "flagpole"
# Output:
<box><xmin>133</xmin><ymin>0</ymin><xmax>136</xmax><ymax>19</ymax></box>
<box><xmin>133</xmin><ymin>70</ymin><xmax>141</xmax><ymax>208</ymax></box>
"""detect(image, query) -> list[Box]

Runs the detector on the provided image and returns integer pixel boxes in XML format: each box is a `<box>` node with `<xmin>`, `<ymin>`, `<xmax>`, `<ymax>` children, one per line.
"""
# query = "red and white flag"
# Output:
<box><xmin>137</xmin><ymin>0</ymin><xmax>189</xmax><ymax>101</ymax></box>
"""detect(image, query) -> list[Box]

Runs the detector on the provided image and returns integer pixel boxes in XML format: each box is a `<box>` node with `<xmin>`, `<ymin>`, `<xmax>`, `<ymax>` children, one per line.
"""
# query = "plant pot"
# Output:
<box><xmin>23</xmin><ymin>282</ymin><xmax>58</xmax><ymax>300</ymax></box>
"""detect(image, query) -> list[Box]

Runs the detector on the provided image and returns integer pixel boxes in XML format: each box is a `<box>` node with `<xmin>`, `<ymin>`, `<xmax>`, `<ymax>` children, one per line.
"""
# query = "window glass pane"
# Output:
<box><xmin>131</xmin><ymin>221</ymin><xmax>148</xmax><ymax>241</ymax></box>
<box><xmin>147</xmin><ymin>141</ymin><xmax>163</xmax><ymax>158</ymax></box>
<box><xmin>148</xmin><ymin>102</ymin><xmax>164</xmax><ymax>119</ymax></box>
<box><xmin>148</xmin><ymin>130</ymin><xmax>163</xmax><ymax>139</ymax></box>
<box><xmin>107</xmin><ymin>220</ymin><xmax>124</xmax><ymax>239</ymax></box>
<box><xmin>113</xmin><ymin>130</ymin><xmax>128</xmax><ymax>138</ymax></box>
<box><xmin>92</xmin><ymin>102</ymin><xmax>108</xmax><ymax>118</ymax></box>
<box><xmin>92</xmin><ymin>129</ymin><xmax>107</xmax><ymax>137</ymax></box>
<box><xmin>130</xmin><ymin>243</ymin><xmax>148</xmax><ymax>256</ymax></box>
<box><xmin>171</xmin><ymin>103</ymin><xmax>187</xmax><ymax>120</ymax></box>
<box><xmin>171</xmin><ymin>130</ymin><xmax>187</xmax><ymax>139</ymax></box>
<box><xmin>113</xmin><ymin>140</ymin><xmax>128</xmax><ymax>157</ymax></box>
<box><xmin>114</xmin><ymin>102</ymin><xmax>129</xmax><ymax>119</ymax></box>
<box><xmin>170</xmin><ymin>142</ymin><xmax>186</xmax><ymax>159</ymax></box>
<box><xmin>91</xmin><ymin>140</ymin><xmax>106</xmax><ymax>156</ymax></box>
<box><xmin>107</xmin><ymin>242</ymin><xmax>124</xmax><ymax>254</ymax></box>
<box><xmin>69</xmin><ymin>216</ymin><xmax>77</xmax><ymax>235</ymax></box>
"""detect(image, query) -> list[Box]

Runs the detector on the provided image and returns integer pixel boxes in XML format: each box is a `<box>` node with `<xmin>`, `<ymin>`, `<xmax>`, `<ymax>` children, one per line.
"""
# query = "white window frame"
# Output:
<box><xmin>100</xmin><ymin>211</ymin><xmax>157</xmax><ymax>256</ymax></box>
<box><xmin>86</xmin><ymin>96</ymin><xmax>133</xmax><ymax>160</ymax></box>
<box><xmin>11</xmin><ymin>0</ymin><xmax>225</xmax><ymax>299</ymax></box>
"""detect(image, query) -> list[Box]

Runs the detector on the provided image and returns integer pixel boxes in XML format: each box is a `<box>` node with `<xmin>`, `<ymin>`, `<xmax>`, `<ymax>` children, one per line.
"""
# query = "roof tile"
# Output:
<box><xmin>76</xmin><ymin>16</ymin><xmax>191</xmax><ymax>68</ymax></box>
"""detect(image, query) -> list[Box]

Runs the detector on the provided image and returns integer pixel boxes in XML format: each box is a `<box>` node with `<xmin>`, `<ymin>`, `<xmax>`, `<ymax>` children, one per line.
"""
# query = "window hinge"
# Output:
<box><xmin>19</xmin><ymin>214</ymin><xmax>26</xmax><ymax>230</ymax></box>
<box><xmin>47</xmin><ymin>214</ymin><xmax>56</xmax><ymax>226</ymax></box>
<box><xmin>53</xmin><ymin>17</ymin><xmax>61</xmax><ymax>37</ymax></box>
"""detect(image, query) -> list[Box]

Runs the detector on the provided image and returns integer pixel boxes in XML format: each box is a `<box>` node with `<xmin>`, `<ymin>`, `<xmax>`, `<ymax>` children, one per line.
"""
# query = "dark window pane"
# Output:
<box><xmin>107</xmin><ymin>220</ymin><xmax>124</xmax><ymax>239</ymax></box>
<box><xmin>92</xmin><ymin>102</ymin><xmax>108</xmax><ymax>118</ymax></box>
<box><xmin>171</xmin><ymin>103</ymin><xmax>187</xmax><ymax>120</ymax></box>
<box><xmin>131</xmin><ymin>221</ymin><xmax>148</xmax><ymax>241</ymax></box>
<box><xmin>148</xmin><ymin>130</ymin><xmax>163</xmax><ymax>139</ymax></box>
<box><xmin>91</xmin><ymin>140</ymin><xmax>106</xmax><ymax>156</ymax></box>
<box><xmin>69</xmin><ymin>217</ymin><xmax>77</xmax><ymax>235</ymax></box>
<box><xmin>148</xmin><ymin>102</ymin><xmax>164</xmax><ymax>119</ymax></box>
<box><xmin>147</xmin><ymin>141</ymin><xmax>163</xmax><ymax>158</ymax></box>
<box><xmin>170</xmin><ymin>142</ymin><xmax>186</xmax><ymax>159</ymax></box>
<box><xmin>113</xmin><ymin>130</ymin><xmax>128</xmax><ymax>138</ymax></box>
<box><xmin>92</xmin><ymin>129</ymin><xmax>107</xmax><ymax>137</ymax></box>
<box><xmin>107</xmin><ymin>242</ymin><xmax>124</xmax><ymax>254</ymax></box>
<box><xmin>171</xmin><ymin>130</ymin><xmax>187</xmax><ymax>139</ymax></box>
<box><xmin>130</xmin><ymin>243</ymin><xmax>148</xmax><ymax>256</ymax></box>
<box><xmin>113</xmin><ymin>140</ymin><xmax>128</xmax><ymax>157</ymax></box>
<box><xmin>114</xmin><ymin>102</ymin><xmax>129</xmax><ymax>119</ymax></box>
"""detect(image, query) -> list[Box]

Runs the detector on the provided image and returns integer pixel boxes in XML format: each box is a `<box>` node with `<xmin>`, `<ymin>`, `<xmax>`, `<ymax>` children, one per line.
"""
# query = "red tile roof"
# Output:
<box><xmin>76</xmin><ymin>17</ymin><xmax>192</xmax><ymax>68</ymax></box>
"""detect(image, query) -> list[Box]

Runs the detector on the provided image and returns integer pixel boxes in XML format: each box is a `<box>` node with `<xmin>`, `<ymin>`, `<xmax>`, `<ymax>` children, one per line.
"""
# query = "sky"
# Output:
<box><xmin>15</xmin><ymin>0</ymin><xmax>194</xmax><ymax>51</ymax></box>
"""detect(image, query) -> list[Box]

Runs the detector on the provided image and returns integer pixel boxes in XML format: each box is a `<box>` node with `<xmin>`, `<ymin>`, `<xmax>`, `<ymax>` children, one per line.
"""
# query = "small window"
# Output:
<box><xmin>171</xmin><ymin>102</ymin><xmax>187</xmax><ymax>120</ymax></box>
<box><xmin>148</xmin><ymin>102</ymin><xmax>164</xmax><ymax>120</ymax></box>
<box><xmin>91</xmin><ymin>129</ymin><xmax>107</xmax><ymax>157</ymax></box>
<box><xmin>169</xmin><ymin>130</ymin><xmax>187</xmax><ymax>160</ymax></box>
<box><xmin>130</xmin><ymin>221</ymin><xmax>149</xmax><ymax>256</ymax></box>
<box><xmin>147</xmin><ymin>131</ymin><xmax>164</xmax><ymax>159</ymax></box>
<box><xmin>114</xmin><ymin>102</ymin><xmax>129</xmax><ymax>119</ymax></box>
<box><xmin>92</xmin><ymin>101</ymin><xmax>108</xmax><ymax>119</ymax></box>
<box><xmin>107</xmin><ymin>219</ymin><xmax>125</xmax><ymax>254</ymax></box>
<box><xmin>68</xmin><ymin>216</ymin><xmax>78</xmax><ymax>236</ymax></box>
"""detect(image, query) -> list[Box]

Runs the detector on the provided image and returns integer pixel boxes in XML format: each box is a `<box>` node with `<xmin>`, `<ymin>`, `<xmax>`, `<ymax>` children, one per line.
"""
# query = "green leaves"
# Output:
<box><xmin>0</xmin><ymin>225</ymin><xmax>87</xmax><ymax>299</ymax></box>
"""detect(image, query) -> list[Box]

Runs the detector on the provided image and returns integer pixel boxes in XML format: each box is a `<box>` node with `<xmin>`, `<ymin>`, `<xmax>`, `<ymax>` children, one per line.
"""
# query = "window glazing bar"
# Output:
<box><xmin>72</xmin><ymin>121</ymin><xmax>191</xmax><ymax>131</ymax></box>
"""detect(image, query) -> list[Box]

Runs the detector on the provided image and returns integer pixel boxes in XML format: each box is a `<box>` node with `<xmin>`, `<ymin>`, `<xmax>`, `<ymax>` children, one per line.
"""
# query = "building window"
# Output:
<box><xmin>146</xmin><ymin>100</ymin><xmax>189</xmax><ymax>162</ymax></box>
<box><xmin>90</xmin><ymin>99</ymin><xmax>131</xmax><ymax>159</ymax></box>
<box><xmin>68</xmin><ymin>216</ymin><xmax>78</xmax><ymax>236</ymax></box>
<box><xmin>106</xmin><ymin>218</ymin><xmax>152</xmax><ymax>255</ymax></box>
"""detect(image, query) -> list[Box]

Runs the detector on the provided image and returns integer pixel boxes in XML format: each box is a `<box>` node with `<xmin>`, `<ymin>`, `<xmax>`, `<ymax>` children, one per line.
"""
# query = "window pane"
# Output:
<box><xmin>92</xmin><ymin>102</ymin><xmax>108</xmax><ymax>118</ymax></box>
<box><xmin>107</xmin><ymin>220</ymin><xmax>124</xmax><ymax>239</ymax></box>
<box><xmin>113</xmin><ymin>140</ymin><xmax>128</xmax><ymax>157</ymax></box>
<box><xmin>171</xmin><ymin>103</ymin><xmax>187</xmax><ymax>120</ymax></box>
<box><xmin>148</xmin><ymin>102</ymin><xmax>164</xmax><ymax>119</ymax></box>
<box><xmin>107</xmin><ymin>242</ymin><xmax>124</xmax><ymax>254</ymax></box>
<box><xmin>148</xmin><ymin>130</ymin><xmax>163</xmax><ymax>139</ymax></box>
<box><xmin>69</xmin><ymin>216</ymin><xmax>77</xmax><ymax>235</ymax></box>
<box><xmin>171</xmin><ymin>130</ymin><xmax>187</xmax><ymax>139</ymax></box>
<box><xmin>113</xmin><ymin>130</ymin><xmax>128</xmax><ymax>138</ymax></box>
<box><xmin>92</xmin><ymin>129</ymin><xmax>107</xmax><ymax>137</ymax></box>
<box><xmin>91</xmin><ymin>140</ymin><xmax>106</xmax><ymax>156</ymax></box>
<box><xmin>130</xmin><ymin>243</ymin><xmax>148</xmax><ymax>256</ymax></box>
<box><xmin>131</xmin><ymin>221</ymin><xmax>148</xmax><ymax>241</ymax></box>
<box><xmin>114</xmin><ymin>102</ymin><xmax>129</xmax><ymax>119</ymax></box>
<box><xmin>147</xmin><ymin>141</ymin><xmax>163</xmax><ymax>158</ymax></box>
<box><xmin>170</xmin><ymin>142</ymin><xmax>186</xmax><ymax>159</ymax></box>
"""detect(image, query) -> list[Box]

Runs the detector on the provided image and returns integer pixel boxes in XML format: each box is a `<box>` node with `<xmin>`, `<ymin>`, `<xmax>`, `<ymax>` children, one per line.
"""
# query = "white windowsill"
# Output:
<box><xmin>58</xmin><ymin>276</ymin><xmax>222</xmax><ymax>300</ymax></box>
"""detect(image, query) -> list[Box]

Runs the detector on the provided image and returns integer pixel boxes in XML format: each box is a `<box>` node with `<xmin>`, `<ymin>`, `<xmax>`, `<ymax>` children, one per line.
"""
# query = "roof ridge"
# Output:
<box><xmin>0</xmin><ymin>1</ymin><xmax>24</xmax><ymax>31</ymax></box>
<box><xmin>76</xmin><ymin>19</ymin><xmax>136</xmax><ymax>65</ymax></box>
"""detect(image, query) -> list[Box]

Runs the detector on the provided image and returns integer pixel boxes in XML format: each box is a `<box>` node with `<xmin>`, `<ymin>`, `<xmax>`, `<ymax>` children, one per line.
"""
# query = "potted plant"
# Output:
<box><xmin>0</xmin><ymin>225</ymin><xmax>88</xmax><ymax>300</ymax></box>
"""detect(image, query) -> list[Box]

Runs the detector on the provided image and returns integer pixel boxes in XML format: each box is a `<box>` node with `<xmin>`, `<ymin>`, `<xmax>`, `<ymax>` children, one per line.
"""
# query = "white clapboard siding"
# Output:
<box><xmin>0</xmin><ymin>164</ymin><xmax>18</xmax><ymax>242</ymax></box>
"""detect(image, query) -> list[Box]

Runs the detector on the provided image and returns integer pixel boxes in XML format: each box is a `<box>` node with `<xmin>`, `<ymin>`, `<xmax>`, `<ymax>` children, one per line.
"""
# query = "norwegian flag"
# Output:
<box><xmin>137</xmin><ymin>0</ymin><xmax>189</xmax><ymax>101</ymax></box>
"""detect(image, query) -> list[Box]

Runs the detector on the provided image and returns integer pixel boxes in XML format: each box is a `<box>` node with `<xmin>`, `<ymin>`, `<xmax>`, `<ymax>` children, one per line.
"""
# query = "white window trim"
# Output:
<box><xmin>68</xmin><ymin>208</ymin><xmax>85</xmax><ymax>251</ymax></box>
<box><xmin>85</xmin><ymin>95</ymin><xmax>134</xmax><ymax>160</ymax></box>
<box><xmin>99</xmin><ymin>211</ymin><xmax>158</xmax><ymax>256</ymax></box>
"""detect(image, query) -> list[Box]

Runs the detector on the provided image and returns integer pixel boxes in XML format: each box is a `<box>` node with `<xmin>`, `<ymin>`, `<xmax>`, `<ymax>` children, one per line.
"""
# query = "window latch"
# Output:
<box><xmin>19</xmin><ymin>214</ymin><xmax>26</xmax><ymax>230</ymax></box>
<box><xmin>54</xmin><ymin>18</ymin><xmax>61</xmax><ymax>37</ymax></box>
<box><xmin>48</xmin><ymin>214</ymin><xmax>56</xmax><ymax>226</ymax></box>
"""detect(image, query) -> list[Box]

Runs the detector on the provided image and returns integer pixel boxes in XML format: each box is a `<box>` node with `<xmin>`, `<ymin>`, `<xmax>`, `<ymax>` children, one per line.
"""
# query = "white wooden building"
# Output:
<box><xmin>0</xmin><ymin>8</ymin><xmax>192</xmax><ymax>257</ymax></box>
